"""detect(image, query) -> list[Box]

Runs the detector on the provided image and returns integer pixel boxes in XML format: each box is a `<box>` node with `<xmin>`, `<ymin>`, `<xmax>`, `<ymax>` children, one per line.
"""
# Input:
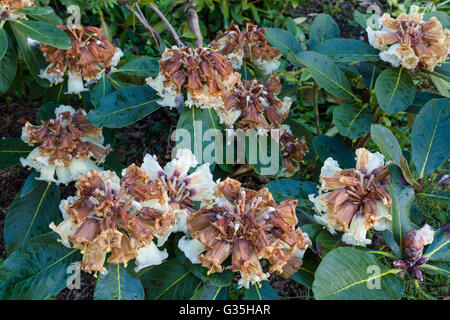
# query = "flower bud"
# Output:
<box><xmin>402</xmin><ymin>229</ymin><xmax>424</xmax><ymax>264</ymax></box>
<box><xmin>409</xmin><ymin>266</ymin><xmax>424</xmax><ymax>281</ymax></box>
<box><xmin>415</xmin><ymin>256</ymin><xmax>429</xmax><ymax>266</ymax></box>
<box><xmin>393</xmin><ymin>259</ymin><xmax>408</xmax><ymax>269</ymax></box>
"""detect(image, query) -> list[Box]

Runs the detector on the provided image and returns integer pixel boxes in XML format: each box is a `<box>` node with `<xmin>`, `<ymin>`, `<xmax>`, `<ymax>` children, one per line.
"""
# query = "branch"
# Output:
<box><xmin>184</xmin><ymin>5</ymin><xmax>203</xmax><ymax>47</ymax></box>
<box><xmin>124</xmin><ymin>3</ymin><xmax>162</xmax><ymax>55</ymax></box>
<box><xmin>148</xmin><ymin>3</ymin><xmax>185</xmax><ymax>47</ymax></box>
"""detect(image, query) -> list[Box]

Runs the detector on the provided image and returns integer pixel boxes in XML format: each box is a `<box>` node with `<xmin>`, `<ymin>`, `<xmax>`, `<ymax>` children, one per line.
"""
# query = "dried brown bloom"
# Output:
<box><xmin>182</xmin><ymin>178</ymin><xmax>310</xmax><ymax>288</ymax></box>
<box><xmin>20</xmin><ymin>105</ymin><xmax>110</xmax><ymax>184</ymax></box>
<box><xmin>147</xmin><ymin>46</ymin><xmax>241</xmax><ymax>109</ymax></box>
<box><xmin>209</xmin><ymin>23</ymin><xmax>282</xmax><ymax>74</ymax></box>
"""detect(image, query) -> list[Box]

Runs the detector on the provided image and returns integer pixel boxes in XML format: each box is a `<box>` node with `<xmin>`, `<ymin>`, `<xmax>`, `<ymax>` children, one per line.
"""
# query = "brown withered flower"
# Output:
<box><xmin>20</xmin><ymin>105</ymin><xmax>110</xmax><ymax>184</ymax></box>
<box><xmin>209</xmin><ymin>23</ymin><xmax>282</xmax><ymax>74</ymax></box>
<box><xmin>50</xmin><ymin>169</ymin><xmax>172</xmax><ymax>275</ymax></box>
<box><xmin>309</xmin><ymin>148</ymin><xmax>392</xmax><ymax>246</ymax></box>
<box><xmin>146</xmin><ymin>46</ymin><xmax>241</xmax><ymax>109</ymax></box>
<box><xmin>178</xmin><ymin>178</ymin><xmax>311</xmax><ymax>288</ymax></box>
<box><xmin>279</xmin><ymin>126</ymin><xmax>308</xmax><ymax>177</ymax></box>
<box><xmin>367</xmin><ymin>13</ymin><xmax>449</xmax><ymax>71</ymax></box>
<box><xmin>39</xmin><ymin>25</ymin><xmax>123</xmax><ymax>94</ymax></box>
<box><xmin>0</xmin><ymin>0</ymin><xmax>33</xmax><ymax>20</ymax></box>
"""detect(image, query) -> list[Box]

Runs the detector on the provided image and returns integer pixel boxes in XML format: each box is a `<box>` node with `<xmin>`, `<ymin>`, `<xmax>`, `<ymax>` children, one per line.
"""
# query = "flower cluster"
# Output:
<box><xmin>309</xmin><ymin>148</ymin><xmax>392</xmax><ymax>246</ymax></box>
<box><xmin>279</xmin><ymin>126</ymin><xmax>308</xmax><ymax>177</ymax></box>
<box><xmin>0</xmin><ymin>0</ymin><xmax>33</xmax><ymax>20</ymax></box>
<box><xmin>179</xmin><ymin>178</ymin><xmax>311</xmax><ymax>289</ymax></box>
<box><xmin>146</xmin><ymin>46</ymin><xmax>241</xmax><ymax>109</ymax></box>
<box><xmin>209</xmin><ymin>23</ymin><xmax>282</xmax><ymax>74</ymax></box>
<box><xmin>39</xmin><ymin>25</ymin><xmax>123</xmax><ymax>94</ymax></box>
<box><xmin>20</xmin><ymin>105</ymin><xmax>110</xmax><ymax>184</ymax></box>
<box><xmin>50</xmin><ymin>148</ymin><xmax>216</xmax><ymax>274</ymax></box>
<box><xmin>367</xmin><ymin>13</ymin><xmax>449</xmax><ymax>71</ymax></box>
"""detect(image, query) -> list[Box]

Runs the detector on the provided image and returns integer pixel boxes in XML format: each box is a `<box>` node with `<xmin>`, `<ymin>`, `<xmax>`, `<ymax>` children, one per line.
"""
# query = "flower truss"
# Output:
<box><xmin>309</xmin><ymin>148</ymin><xmax>392</xmax><ymax>246</ymax></box>
<box><xmin>209</xmin><ymin>23</ymin><xmax>282</xmax><ymax>75</ymax></box>
<box><xmin>0</xmin><ymin>0</ymin><xmax>33</xmax><ymax>21</ymax></box>
<box><xmin>50</xmin><ymin>148</ymin><xmax>217</xmax><ymax>274</ymax></box>
<box><xmin>146</xmin><ymin>46</ymin><xmax>241</xmax><ymax>109</ymax></box>
<box><xmin>367</xmin><ymin>13</ymin><xmax>449</xmax><ymax>71</ymax></box>
<box><xmin>218</xmin><ymin>74</ymin><xmax>308</xmax><ymax>177</ymax></box>
<box><xmin>20</xmin><ymin>105</ymin><xmax>110</xmax><ymax>184</ymax></box>
<box><xmin>39</xmin><ymin>25</ymin><xmax>123</xmax><ymax>94</ymax></box>
<box><xmin>178</xmin><ymin>178</ymin><xmax>311</xmax><ymax>289</ymax></box>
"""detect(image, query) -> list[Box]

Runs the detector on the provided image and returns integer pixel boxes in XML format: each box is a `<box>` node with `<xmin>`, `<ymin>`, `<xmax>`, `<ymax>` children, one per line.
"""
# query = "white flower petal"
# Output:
<box><xmin>178</xmin><ymin>236</ymin><xmax>205</xmax><ymax>264</ymax></box>
<box><xmin>134</xmin><ymin>241</ymin><xmax>168</xmax><ymax>272</ymax></box>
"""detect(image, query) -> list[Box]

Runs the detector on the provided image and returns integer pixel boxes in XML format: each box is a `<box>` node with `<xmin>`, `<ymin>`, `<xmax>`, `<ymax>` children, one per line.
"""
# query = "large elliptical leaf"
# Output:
<box><xmin>313</xmin><ymin>247</ymin><xmax>404</xmax><ymax>300</ymax></box>
<box><xmin>9</xmin><ymin>20</ymin><xmax>71</xmax><ymax>49</ymax></box>
<box><xmin>0</xmin><ymin>233</ymin><xmax>80</xmax><ymax>299</ymax></box>
<box><xmin>314</xmin><ymin>38</ymin><xmax>379</xmax><ymax>63</ymax></box>
<box><xmin>265</xmin><ymin>27</ymin><xmax>302</xmax><ymax>56</ymax></box>
<box><xmin>370</xmin><ymin>124</ymin><xmax>402</xmax><ymax>165</ymax></box>
<box><xmin>94</xmin><ymin>263</ymin><xmax>144</xmax><ymax>300</ymax></box>
<box><xmin>309</xmin><ymin>13</ymin><xmax>340</xmax><ymax>49</ymax></box>
<box><xmin>411</xmin><ymin>98</ymin><xmax>450</xmax><ymax>179</ymax></box>
<box><xmin>375</xmin><ymin>68</ymin><xmax>415</xmax><ymax>113</ymax></box>
<box><xmin>0</xmin><ymin>138</ymin><xmax>33</xmax><ymax>169</ymax></box>
<box><xmin>4</xmin><ymin>176</ymin><xmax>60</xmax><ymax>253</ymax></box>
<box><xmin>115</xmin><ymin>57</ymin><xmax>160</xmax><ymax>78</ymax></box>
<box><xmin>190</xmin><ymin>283</ymin><xmax>228</xmax><ymax>300</ymax></box>
<box><xmin>17</xmin><ymin>6</ymin><xmax>63</xmax><ymax>25</ymax></box>
<box><xmin>140</xmin><ymin>259</ymin><xmax>201</xmax><ymax>300</ymax></box>
<box><xmin>90</xmin><ymin>74</ymin><xmax>115</xmax><ymax>108</ymax></box>
<box><xmin>387</xmin><ymin>165</ymin><xmax>416</xmax><ymax>247</ymax></box>
<box><xmin>0</xmin><ymin>33</ymin><xmax>17</xmax><ymax>94</ymax></box>
<box><xmin>87</xmin><ymin>86</ymin><xmax>161</xmax><ymax>128</ymax></box>
<box><xmin>294</xmin><ymin>51</ymin><xmax>357</xmax><ymax>101</ymax></box>
<box><xmin>333</xmin><ymin>104</ymin><xmax>373</xmax><ymax>139</ymax></box>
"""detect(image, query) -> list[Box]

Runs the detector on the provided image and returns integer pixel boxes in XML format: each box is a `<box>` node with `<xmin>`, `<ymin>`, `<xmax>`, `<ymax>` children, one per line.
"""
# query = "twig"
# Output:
<box><xmin>313</xmin><ymin>84</ymin><xmax>320</xmax><ymax>135</ymax></box>
<box><xmin>353</xmin><ymin>105</ymin><xmax>382</xmax><ymax>151</ymax></box>
<box><xmin>148</xmin><ymin>3</ymin><xmax>185</xmax><ymax>47</ymax></box>
<box><xmin>124</xmin><ymin>3</ymin><xmax>162</xmax><ymax>55</ymax></box>
<box><xmin>184</xmin><ymin>5</ymin><xmax>203</xmax><ymax>47</ymax></box>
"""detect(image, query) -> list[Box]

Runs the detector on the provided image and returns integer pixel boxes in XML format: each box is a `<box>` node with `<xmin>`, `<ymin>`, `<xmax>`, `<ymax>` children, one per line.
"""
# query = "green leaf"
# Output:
<box><xmin>17</xmin><ymin>6</ymin><xmax>62</xmax><ymax>25</ymax></box>
<box><xmin>316</xmin><ymin>230</ymin><xmax>342</xmax><ymax>256</ymax></box>
<box><xmin>333</xmin><ymin>104</ymin><xmax>373</xmax><ymax>139</ymax></box>
<box><xmin>94</xmin><ymin>263</ymin><xmax>144</xmax><ymax>300</ymax></box>
<box><xmin>411</xmin><ymin>98</ymin><xmax>450</xmax><ymax>179</ymax></box>
<box><xmin>294</xmin><ymin>51</ymin><xmax>356</xmax><ymax>101</ymax></box>
<box><xmin>375</xmin><ymin>68</ymin><xmax>415</xmax><ymax>113</ymax></box>
<box><xmin>243</xmin><ymin>282</ymin><xmax>280</xmax><ymax>300</ymax></box>
<box><xmin>4</xmin><ymin>178</ymin><xmax>60</xmax><ymax>253</ymax></box>
<box><xmin>115</xmin><ymin>57</ymin><xmax>159</xmax><ymax>78</ymax></box>
<box><xmin>0</xmin><ymin>33</ymin><xmax>17</xmax><ymax>94</ymax></box>
<box><xmin>140</xmin><ymin>259</ymin><xmax>201</xmax><ymax>300</ymax></box>
<box><xmin>102</xmin><ymin>152</ymin><xmax>125</xmax><ymax>177</ymax></box>
<box><xmin>0</xmin><ymin>233</ymin><xmax>80</xmax><ymax>299</ymax></box>
<box><xmin>265</xmin><ymin>178</ymin><xmax>318</xmax><ymax>224</ymax></box>
<box><xmin>353</xmin><ymin>11</ymin><xmax>369</xmax><ymax>29</ymax></box>
<box><xmin>176</xmin><ymin>107</ymin><xmax>226</xmax><ymax>169</ymax></box>
<box><xmin>309</xmin><ymin>13</ymin><xmax>340</xmax><ymax>49</ymax></box>
<box><xmin>9</xmin><ymin>20</ymin><xmax>49</xmax><ymax>87</ymax></box>
<box><xmin>424</xmin><ymin>227</ymin><xmax>449</xmax><ymax>262</ymax></box>
<box><xmin>381</xmin><ymin>230</ymin><xmax>402</xmax><ymax>258</ymax></box>
<box><xmin>37</xmin><ymin>101</ymin><xmax>59</xmax><ymax>123</ymax></box>
<box><xmin>0</xmin><ymin>28</ymin><xmax>7</xmax><ymax>61</ymax></box>
<box><xmin>420</xmin><ymin>264</ymin><xmax>450</xmax><ymax>277</ymax></box>
<box><xmin>423</xmin><ymin>11</ymin><xmax>449</xmax><ymax>29</ymax></box>
<box><xmin>190</xmin><ymin>283</ymin><xmax>228</xmax><ymax>300</ymax></box>
<box><xmin>370</xmin><ymin>124</ymin><xmax>402</xmax><ymax>165</ymax></box>
<box><xmin>87</xmin><ymin>86</ymin><xmax>160</xmax><ymax>128</ymax></box>
<box><xmin>312</xmin><ymin>135</ymin><xmax>356</xmax><ymax>169</ymax></box>
<box><xmin>10</xmin><ymin>20</ymin><xmax>71</xmax><ymax>49</ymax></box>
<box><xmin>387</xmin><ymin>165</ymin><xmax>416</xmax><ymax>247</ymax></box>
<box><xmin>314</xmin><ymin>38</ymin><xmax>379</xmax><ymax>63</ymax></box>
<box><xmin>406</xmin><ymin>92</ymin><xmax>443</xmax><ymax>114</ymax></box>
<box><xmin>417</xmin><ymin>191</ymin><xmax>450</xmax><ymax>205</ymax></box>
<box><xmin>0</xmin><ymin>138</ymin><xmax>33</xmax><ymax>170</ymax></box>
<box><xmin>313</xmin><ymin>247</ymin><xmax>404</xmax><ymax>300</ymax></box>
<box><xmin>90</xmin><ymin>74</ymin><xmax>115</xmax><ymax>108</ymax></box>
<box><xmin>291</xmin><ymin>250</ymin><xmax>321</xmax><ymax>288</ymax></box>
<box><xmin>265</xmin><ymin>27</ymin><xmax>302</xmax><ymax>56</ymax></box>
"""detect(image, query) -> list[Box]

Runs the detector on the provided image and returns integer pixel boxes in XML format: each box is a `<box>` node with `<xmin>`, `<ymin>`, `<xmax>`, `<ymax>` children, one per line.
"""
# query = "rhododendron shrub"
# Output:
<box><xmin>0</xmin><ymin>2</ymin><xmax>448</xmax><ymax>302</ymax></box>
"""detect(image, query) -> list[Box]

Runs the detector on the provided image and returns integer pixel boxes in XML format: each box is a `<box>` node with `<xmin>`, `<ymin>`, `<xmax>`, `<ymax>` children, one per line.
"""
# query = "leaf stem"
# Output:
<box><xmin>313</xmin><ymin>83</ymin><xmax>320</xmax><ymax>135</ymax></box>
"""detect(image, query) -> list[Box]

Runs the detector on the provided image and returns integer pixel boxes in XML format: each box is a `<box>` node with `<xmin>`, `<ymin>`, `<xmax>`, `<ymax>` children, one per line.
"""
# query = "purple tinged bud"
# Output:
<box><xmin>393</xmin><ymin>259</ymin><xmax>408</xmax><ymax>269</ymax></box>
<box><xmin>410</xmin><ymin>266</ymin><xmax>423</xmax><ymax>281</ymax></box>
<box><xmin>415</xmin><ymin>257</ymin><xmax>428</xmax><ymax>266</ymax></box>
